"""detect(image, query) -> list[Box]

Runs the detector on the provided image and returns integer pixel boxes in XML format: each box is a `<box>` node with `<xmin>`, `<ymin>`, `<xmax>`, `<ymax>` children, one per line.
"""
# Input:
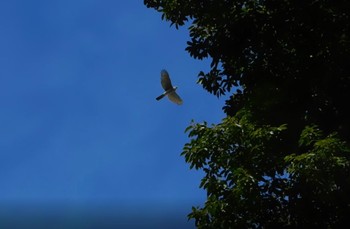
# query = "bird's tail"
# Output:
<box><xmin>156</xmin><ymin>94</ymin><xmax>166</xmax><ymax>101</ymax></box>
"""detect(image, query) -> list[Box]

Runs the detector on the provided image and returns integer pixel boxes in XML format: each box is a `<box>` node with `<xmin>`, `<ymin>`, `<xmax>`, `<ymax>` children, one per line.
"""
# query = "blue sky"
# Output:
<box><xmin>0</xmin><ymin>1</ymin><xmax>227</xmax><ymax>227</ymax></box>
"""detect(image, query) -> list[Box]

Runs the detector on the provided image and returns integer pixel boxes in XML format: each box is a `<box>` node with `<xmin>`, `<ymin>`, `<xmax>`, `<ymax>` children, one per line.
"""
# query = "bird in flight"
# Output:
<box><xmin>156</xmin><ymin>69</ymin><xmax>183</xmax><ymax>105</ymax></box>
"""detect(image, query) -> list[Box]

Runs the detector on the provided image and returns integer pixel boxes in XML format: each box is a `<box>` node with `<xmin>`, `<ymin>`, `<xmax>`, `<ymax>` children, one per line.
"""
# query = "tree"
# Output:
<box><xmin>144</xmin><ymin>0</ymin><xmax>350</xmax><ymax>227</ymax></box>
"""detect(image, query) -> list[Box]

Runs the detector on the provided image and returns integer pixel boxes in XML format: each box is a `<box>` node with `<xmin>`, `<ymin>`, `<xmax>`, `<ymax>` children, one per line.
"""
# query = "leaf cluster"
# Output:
<box><xmin>182</xmin><ymin>110</ymin><xmax>291</xmax><ymax>228</ymax></box>
<box><xmin>183</xmin><ymin>113</ymin><xmax>350</xmax><ymax>228</ymax></box>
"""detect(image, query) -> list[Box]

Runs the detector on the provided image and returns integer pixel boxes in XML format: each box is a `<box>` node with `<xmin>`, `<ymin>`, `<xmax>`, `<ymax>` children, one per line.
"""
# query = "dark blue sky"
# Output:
<box><xmin>0</xmin><ymin>1</ymin><xmax>227</xmax><ymax>227</ymax></box>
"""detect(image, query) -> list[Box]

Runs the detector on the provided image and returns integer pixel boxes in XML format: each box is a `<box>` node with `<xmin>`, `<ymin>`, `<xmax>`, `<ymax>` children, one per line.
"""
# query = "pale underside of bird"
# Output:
<box><xmin>156</xmin><ymin>69</ymin><xmax>183</xmax><ymax>105</ymax></box>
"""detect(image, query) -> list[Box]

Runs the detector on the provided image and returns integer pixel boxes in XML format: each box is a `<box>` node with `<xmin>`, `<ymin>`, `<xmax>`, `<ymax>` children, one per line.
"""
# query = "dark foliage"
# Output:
<box><xmin>145</xmin><ymin>0</ymin><xmax>350</xmax><ymax>228</ymax></box>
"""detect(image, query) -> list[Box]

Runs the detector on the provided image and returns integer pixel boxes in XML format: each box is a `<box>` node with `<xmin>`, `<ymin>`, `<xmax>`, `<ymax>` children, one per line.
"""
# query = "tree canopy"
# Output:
<box><xmin>145</xmin><ymin>0</ymin><xmax>350</xmax><ymax>228</ymax></box>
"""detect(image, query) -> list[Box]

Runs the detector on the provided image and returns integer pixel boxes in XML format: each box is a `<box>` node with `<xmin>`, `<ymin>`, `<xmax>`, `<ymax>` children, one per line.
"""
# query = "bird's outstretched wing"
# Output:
<box><xmin>160</xmin><ymin>70</ymin><xmax>173</xmax><ymax>91</ymax></box>
<box><xmin>168</xmin><ymin>91</ymin><xmax>183</xmax><ymax>105</ymax></box>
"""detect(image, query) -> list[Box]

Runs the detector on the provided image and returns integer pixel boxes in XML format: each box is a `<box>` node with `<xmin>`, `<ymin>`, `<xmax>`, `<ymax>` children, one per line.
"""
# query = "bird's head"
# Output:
<box><xmin>173</xmin><ymin>86</ymin><xmax>178</xmax><ymax>90</ymax></box>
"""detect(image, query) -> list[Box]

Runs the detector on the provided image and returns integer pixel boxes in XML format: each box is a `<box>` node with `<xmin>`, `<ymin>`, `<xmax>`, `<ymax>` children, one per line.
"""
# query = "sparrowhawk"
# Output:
<box><xmin>156</xmin><ymin>69</ymin><xmax>183</xmax><ymax>105</ymax></box>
